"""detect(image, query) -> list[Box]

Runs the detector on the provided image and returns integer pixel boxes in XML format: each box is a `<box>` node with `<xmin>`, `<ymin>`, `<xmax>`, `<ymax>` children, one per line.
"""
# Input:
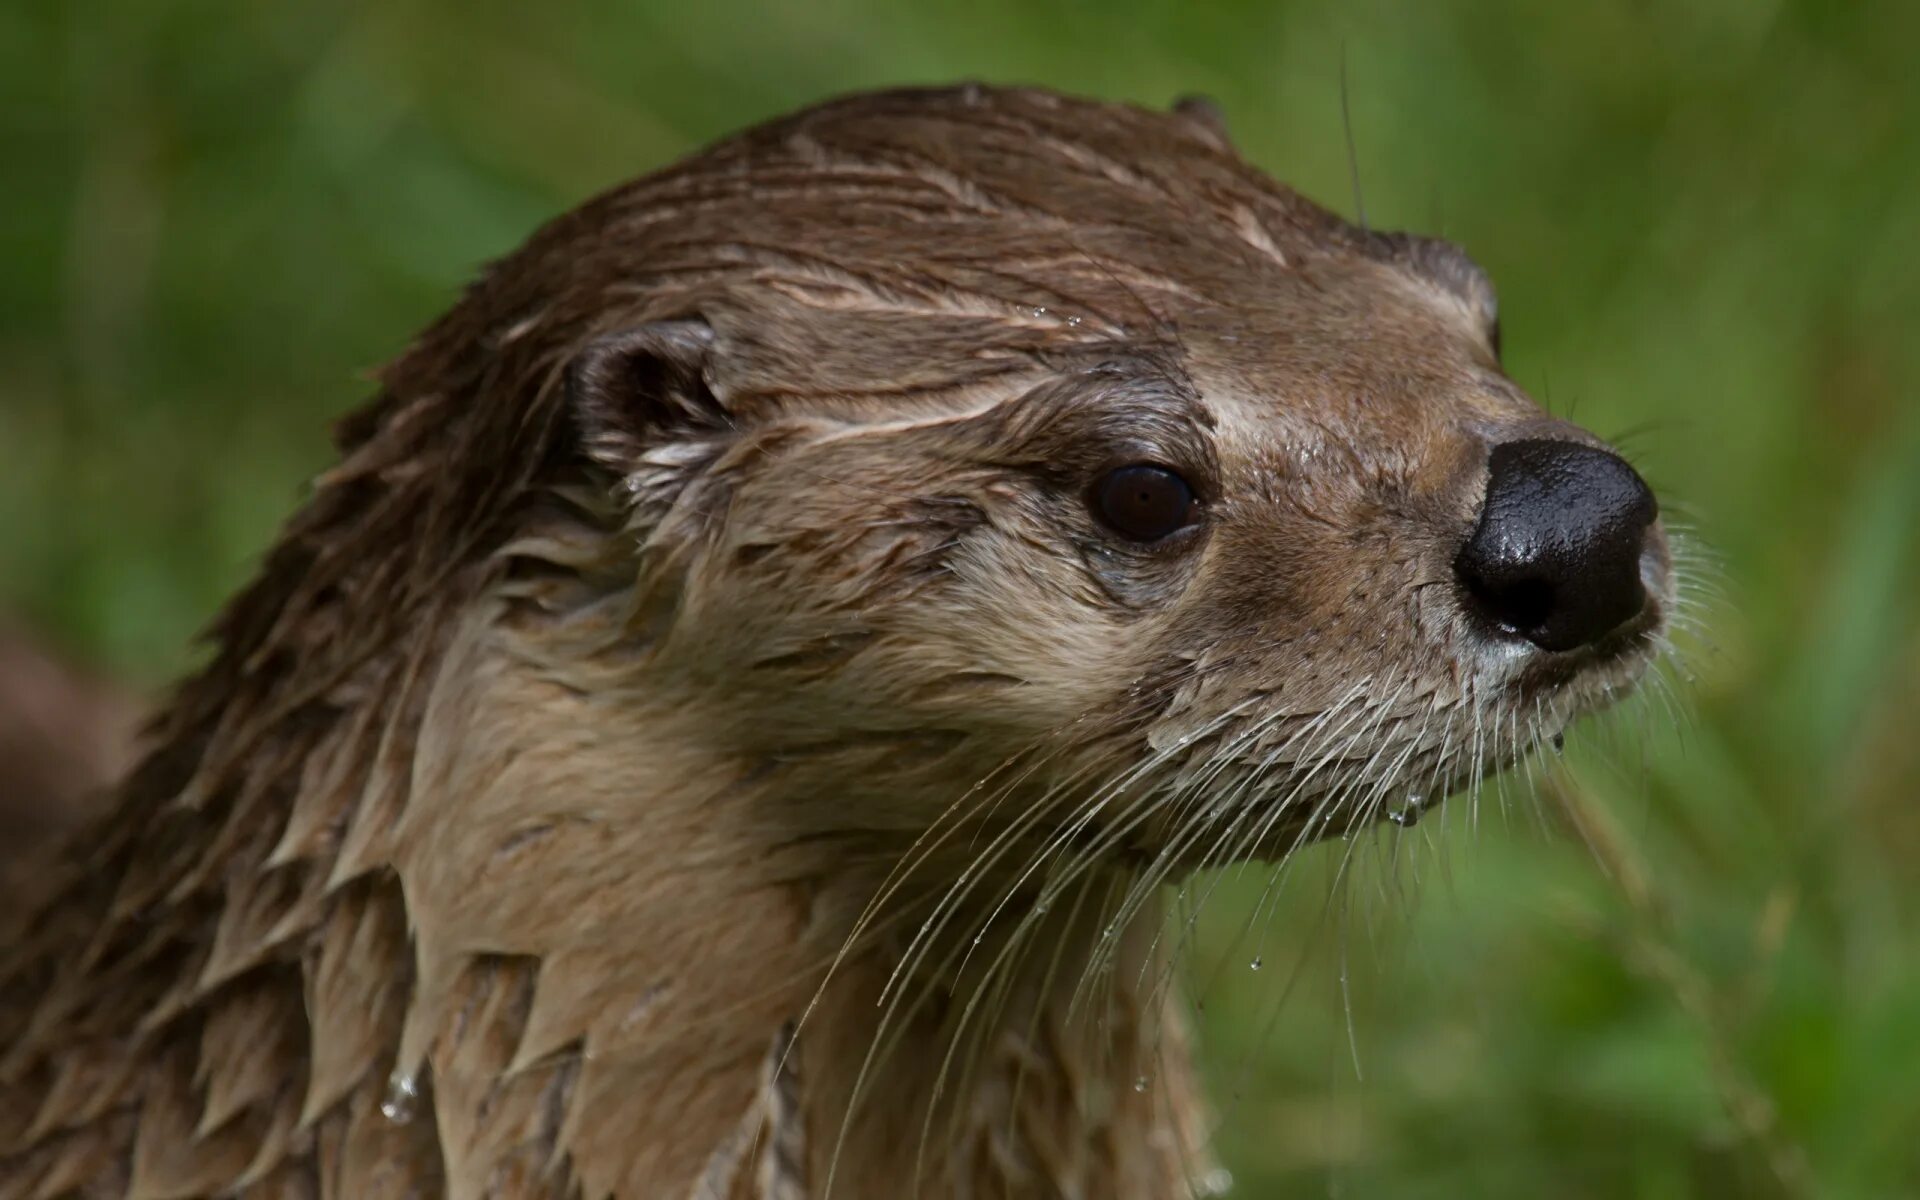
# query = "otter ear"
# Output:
<box><xmin>567</xmin><ymin>319</ymin><xmax>730</xmax><ymax>474</ymax></box>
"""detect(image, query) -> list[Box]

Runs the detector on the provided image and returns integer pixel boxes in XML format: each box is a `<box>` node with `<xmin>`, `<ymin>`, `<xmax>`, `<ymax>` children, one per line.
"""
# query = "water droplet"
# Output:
<box><xmin>1034</xmin><ymin>897</ymin><xmax>1051</xmax><ymax>914</ymax></box>
<box><xmin>1249</xmin><ymin>956</ymin><xmax>1263</xmax><ymax>971</ymax></box>
<box><xmin>1387</xmin><ymin>792</ymin><xmax>1426</xmax><ymax>828</ymax></box>
<box><xmin>380</xmin><ymin>1068</ymin><xmax>420</xmax><ymax>1124</ymax></box>
<box><xmin>1065</xmin><ymin>314</ymin><xmax>1083</xmax><ymax>327</ymax></box>
<box><xmin>972</xmin><ymin>934</ymin><xmax>982</xmax><ymax>947</ymax></box>
<box><xmin>1133</xmin><ymin>1075</ymin><xmax>1149</xmax><ymax>1092</ymax></box>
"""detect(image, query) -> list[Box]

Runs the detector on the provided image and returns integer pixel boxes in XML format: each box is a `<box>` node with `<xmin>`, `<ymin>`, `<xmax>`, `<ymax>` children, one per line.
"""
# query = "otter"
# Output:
<box><xmin>0</xmin><ymin>85</ymin><xmax>1673</xmax><ymax>1199</ymax></box>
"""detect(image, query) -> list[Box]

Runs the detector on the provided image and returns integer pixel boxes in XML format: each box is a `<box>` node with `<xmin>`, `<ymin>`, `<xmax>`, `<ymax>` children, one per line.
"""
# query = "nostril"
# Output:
<box><xmin>1455</xmin><ymin>438</ymin><xmax>1658</xmax><ymax>652</ymax></box>
<box><xmin>1466</xmin><ymin>574</ymin><xmax>1556</xmax><ymax>634</ymax></box>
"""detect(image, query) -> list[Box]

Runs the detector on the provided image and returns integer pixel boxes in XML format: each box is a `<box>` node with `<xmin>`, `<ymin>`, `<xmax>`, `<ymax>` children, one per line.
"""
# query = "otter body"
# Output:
<box><xmin>0</xmin><ymin>86</ymin><xmax>1670</xmax><ymax>1199</ymax></box>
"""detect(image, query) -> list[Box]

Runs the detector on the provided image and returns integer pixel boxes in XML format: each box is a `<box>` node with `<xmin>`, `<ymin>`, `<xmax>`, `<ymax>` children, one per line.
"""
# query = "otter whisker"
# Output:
<box><xmin>1078</xmin><ymin>702</ymin><xmax>1309</xmax><ymax>959</ymax></box>
<box><xmin>803</xmin><ymin>729</ymin><xmax>1138</xmax><ymax>1193</ymax></box>
<box><xmin>1136</xmin><ymin>685</ymin><xmax>1391</xmax><ymax>1023</ymax></box>
<box><xmin>796</xmin><ymin>727</ymin><xmax>1070</xmax><ymax>1052</ymax></box>
<box><xmin>1103</xmin><ymin>688</ymin><xmax>1375</xmax><ymax>962</ymax></box>
<box><xmin>879</xmin><ymin>655</ymin><xmax>1242</xmax><ymax>981</ymax></box>
<box><xmin>842</xmin><ymin>687</ymin><xmax>1252</xmax><ymax>1169</ymax></box>
<box><xmin>989</xmin><ymin>693</ymin><xmax>1265</xmax><ymax>942</ymax></box>
<box><xmin>893</xmin><ymin>727</ymin><xmax>1178</xmax><ymax>1004</ymax></box>
<box><xmin>928</xmin><ymin>688</ymin><xmax>1261</xmax><ymax>978</ymax></box>
<box><xmin>1115</xmin><ymin>706</ymin><xmax>1308</xmax><ymax>978</ymax></box>
<box><xmin>1237</xmin><ymin>695</ymin><xmax>1407</xmax><ymax>974</ymax></box>
<box><xmin>1233</xmin><ymin>673</ymin><xmax>1409</xmax><ymax>903</ymax></box>
<box><xmin>1167</xmin><ymin>691</ymin><xmax>1378</xmax><ymax>953</ymax></box>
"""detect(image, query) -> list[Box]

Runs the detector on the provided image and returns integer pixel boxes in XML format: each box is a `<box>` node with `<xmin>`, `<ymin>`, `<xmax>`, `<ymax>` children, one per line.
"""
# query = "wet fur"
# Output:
<box><xmin>0</xmin><ymin>85</ymin><xmax>1666</xmax><ymax>1198</ymax></box>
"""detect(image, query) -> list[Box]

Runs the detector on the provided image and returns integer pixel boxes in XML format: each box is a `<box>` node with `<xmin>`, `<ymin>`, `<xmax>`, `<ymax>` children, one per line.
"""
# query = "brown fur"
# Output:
<box><xmin>0</xmin><ymin>85</ymin><xmax>1668</xmax><ymax>1199</ymax></box>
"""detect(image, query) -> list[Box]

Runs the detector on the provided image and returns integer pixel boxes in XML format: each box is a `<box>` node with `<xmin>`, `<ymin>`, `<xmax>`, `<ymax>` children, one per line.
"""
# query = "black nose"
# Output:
<box><xmin>1454</xmin><ymin>439</ymin><xmax>1658</xmax><ymax>653</ymax></box>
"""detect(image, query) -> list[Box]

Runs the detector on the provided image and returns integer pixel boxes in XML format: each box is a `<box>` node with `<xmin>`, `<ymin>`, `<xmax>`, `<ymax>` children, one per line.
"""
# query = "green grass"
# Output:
<box><xmin>5</xmin><ymin>2</ymin><xmax>1918</xmax><ymax>1195</ymax></box>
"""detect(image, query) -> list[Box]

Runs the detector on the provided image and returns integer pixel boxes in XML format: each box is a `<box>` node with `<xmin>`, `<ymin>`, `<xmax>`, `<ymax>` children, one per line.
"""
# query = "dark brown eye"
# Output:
<box><xmin>1093</xmin><ymin>464</ymin><xmax>1196</xmax><ymax>541</ymax></box>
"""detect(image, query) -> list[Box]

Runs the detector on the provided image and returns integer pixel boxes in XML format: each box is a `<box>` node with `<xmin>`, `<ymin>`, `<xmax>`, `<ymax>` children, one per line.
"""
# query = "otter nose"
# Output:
<box><xmin>1454</xmin><ymin>438</ymin><xmax>1657</xmax><ymax>653</ymax></box>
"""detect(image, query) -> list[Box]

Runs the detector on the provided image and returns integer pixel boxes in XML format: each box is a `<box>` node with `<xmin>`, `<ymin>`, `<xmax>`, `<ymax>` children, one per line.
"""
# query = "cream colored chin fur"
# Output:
<box><xmin>368</xmin><ymin>595</ymin><xmax>1198</xmax><ymax>1190</ymax></box>
<box><xmin>0</xmin><ymin>562</ymin><xmax>1212</xmax><ymax>1200</ymax></box>
<box><xmin>382</xmin><ymin>591</ymin><xmax>1212</xmax><ymax>1199</ymax></box>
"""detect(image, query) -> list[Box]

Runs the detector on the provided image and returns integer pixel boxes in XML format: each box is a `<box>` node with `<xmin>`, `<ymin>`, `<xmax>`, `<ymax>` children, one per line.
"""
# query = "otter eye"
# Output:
<box><xmin>1093</xmin><ymin>464</ymin><xmax>1196</xmax><ymax>541</ymax></box>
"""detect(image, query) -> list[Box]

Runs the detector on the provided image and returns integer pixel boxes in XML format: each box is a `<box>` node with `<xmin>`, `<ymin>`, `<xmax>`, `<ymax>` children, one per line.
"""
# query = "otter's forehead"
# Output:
<box><xmin>697</xmin><ymin>84</ymin><xmax>1358</xmax><ymax>267</ymax></box>
<box><xmin>470</xmin><ymin>87</ymin><xmax>1373</xmax><ymax>375</ymax></box>
<box><xmin>420</xmin><ymin>85</ymin><xmax>1504</xmax><ymax>444</ymax></box>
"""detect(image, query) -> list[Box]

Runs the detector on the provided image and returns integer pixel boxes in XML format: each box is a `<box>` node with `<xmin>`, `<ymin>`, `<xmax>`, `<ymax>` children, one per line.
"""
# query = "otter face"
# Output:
<box><xmin>556</xmin><ymin>87</ymin><xmax>1672</xmax><ymax>870</ymax></box>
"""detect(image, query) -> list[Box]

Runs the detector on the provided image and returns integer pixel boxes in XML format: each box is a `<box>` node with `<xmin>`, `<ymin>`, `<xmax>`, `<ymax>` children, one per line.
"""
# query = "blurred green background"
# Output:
<box><xmin>5</xmin><ymin>2</ymin><xmax>1918</xmax><ymax>1196</ymax></box>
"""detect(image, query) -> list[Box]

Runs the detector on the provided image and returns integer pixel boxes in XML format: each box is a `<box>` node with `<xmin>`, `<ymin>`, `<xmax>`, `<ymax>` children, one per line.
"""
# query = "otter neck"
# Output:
<box><xmin>377</xmin><ymin>603</ymin><xmax>1214</xmax><ymax>1197</ymax></box>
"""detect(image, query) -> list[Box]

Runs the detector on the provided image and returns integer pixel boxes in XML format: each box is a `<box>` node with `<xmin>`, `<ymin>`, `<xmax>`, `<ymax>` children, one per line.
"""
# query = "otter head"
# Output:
<box><xmin>0</xmin><ymin>85</ymin><xmax>1680</xmax><ymax>1200</ymax></box>
<box><xmin>533</xmin><ymin>87</ymin><xmax>1670</xmax><ymax>893</ymax></box>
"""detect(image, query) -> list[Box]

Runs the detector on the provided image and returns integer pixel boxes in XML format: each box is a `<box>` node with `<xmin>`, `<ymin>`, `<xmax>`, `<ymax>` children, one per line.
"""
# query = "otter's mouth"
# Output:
<box><xmin>1102</xmin><ymin>571</ymin><xmax>1674</xmax><ymax>871</ymax></box>
<box><xmin>1028</xmin><ymin>521</ymin><xmax>1679</xmax><ymax>878</ymax></box>
<box><xmin>1481</xmin><ymin>539</ymin><xmax>1673</xmax><ymax>705</ymax></box>
<box><xmin>1508</xmin><ymin>615</ymin><xmax>1662</xmax><ymax>700</ymax></box>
